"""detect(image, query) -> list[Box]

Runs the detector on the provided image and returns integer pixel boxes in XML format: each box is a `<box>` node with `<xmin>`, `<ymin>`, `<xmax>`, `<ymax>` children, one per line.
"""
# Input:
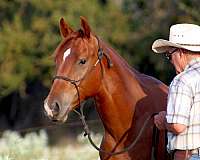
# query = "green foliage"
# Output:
<box><xmin>0</xmin><ymin>0</ymin><xmax>130</xmax><ymax>97</ymax></box>
<box><xmin>1</xmin><ymin>0</ymin><xmax>200</xmax><ymax>96</ymax></box>
<box><xmin>122</xmin><ymin>0</ymin><xmax>200</xmax><ymax>83</ymax></box>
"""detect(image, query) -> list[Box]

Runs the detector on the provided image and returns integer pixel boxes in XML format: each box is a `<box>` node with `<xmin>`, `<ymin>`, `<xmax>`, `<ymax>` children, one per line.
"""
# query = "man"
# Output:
<box><xmin>152</xmin><ymin>23</ymin><xmax>200</xmax><ymax>160</ymax></box>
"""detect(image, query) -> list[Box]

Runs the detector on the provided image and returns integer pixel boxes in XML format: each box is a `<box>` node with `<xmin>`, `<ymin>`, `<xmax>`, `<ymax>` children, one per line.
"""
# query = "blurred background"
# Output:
<box><xmin>0</xmin><ymin>0</ymin><xmax>200</xmax><ymax>159</ymax></box>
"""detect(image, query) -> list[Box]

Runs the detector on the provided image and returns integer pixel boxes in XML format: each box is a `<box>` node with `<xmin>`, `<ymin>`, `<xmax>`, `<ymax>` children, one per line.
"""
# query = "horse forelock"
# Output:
<box><xmin>53</xmin><ymin>30</ymin><xmax>96</xmax><ymax>61</ymax></box>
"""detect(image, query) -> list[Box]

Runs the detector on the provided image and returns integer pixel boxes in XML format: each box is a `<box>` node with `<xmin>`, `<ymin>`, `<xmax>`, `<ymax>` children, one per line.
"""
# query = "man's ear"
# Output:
<box><xmin>80</xmin><ymin>16</ymin><xmax>91</xmax><ymax>38</ymax></box>
<box><xmin>179</xmin><ymin>49</ymin><xmax>188</xmax><ymax>64</ymax></box>
<box><xmin>179</xmin><ymin>49</ymin><xmax>186</xmax><ymax>57</ymax></box>
<box><xmin>59</xmin><ymin>17</ymin><xmax>73</xmax><ymax>38</ymax></box>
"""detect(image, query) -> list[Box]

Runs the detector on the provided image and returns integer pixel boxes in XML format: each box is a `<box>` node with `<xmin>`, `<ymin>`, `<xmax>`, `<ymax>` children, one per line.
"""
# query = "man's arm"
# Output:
<box><xmin>154</xmin><ymin>111</ymin><xmax>187</xmax><ymax>134</ymax></box>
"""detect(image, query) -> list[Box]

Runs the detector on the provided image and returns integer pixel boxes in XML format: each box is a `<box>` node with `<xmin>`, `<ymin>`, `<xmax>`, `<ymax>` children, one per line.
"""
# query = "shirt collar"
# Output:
<box><xmin>184</xmin><ymin>57</ymin><xmax>200</xmax><ymax>71</ymax></box>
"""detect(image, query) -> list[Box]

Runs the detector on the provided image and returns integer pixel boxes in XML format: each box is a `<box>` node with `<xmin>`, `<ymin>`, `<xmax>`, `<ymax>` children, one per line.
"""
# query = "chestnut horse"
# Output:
<box><xmin>44</xmin><ymin>17</ymin><xmax>168</xmax><ymax>160</ymax></box>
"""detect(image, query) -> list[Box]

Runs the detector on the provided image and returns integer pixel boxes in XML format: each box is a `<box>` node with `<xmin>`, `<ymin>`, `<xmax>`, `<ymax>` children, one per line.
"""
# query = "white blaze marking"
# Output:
<box><xmin>44</xmin><ymin>102</ymin><xmax>53</xmax><ymax>117</ymax></box>
<box><xmin>63</xmin><ymin>48</ymin><xmax>71</xmax><ymax>61</ymax></box>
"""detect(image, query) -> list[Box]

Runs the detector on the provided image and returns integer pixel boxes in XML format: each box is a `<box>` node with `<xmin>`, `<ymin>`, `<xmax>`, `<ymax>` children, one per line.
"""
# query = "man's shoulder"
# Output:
<box><xmin>172</xmin><ymin>67</ymin><xmax>200</xmax><ymax>86</ymax></box>
<box><xmin>170</xmin><ymin>74</ymin><xmax>186</xmax><ymax>88</ymax></box>
<box><xmin>184</xmin><ymin>58</ymin><xmax>200</xmax><ymax>76</ymax></box>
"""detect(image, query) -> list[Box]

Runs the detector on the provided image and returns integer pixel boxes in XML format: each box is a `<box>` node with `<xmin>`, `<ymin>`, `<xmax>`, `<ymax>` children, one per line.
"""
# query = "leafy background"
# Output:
<box><xmin>1</xmin><ymin>0</ymin><xmax>200</xmax><ymax>96</ymax></box>
<box><xmin>0</xmin><ymin>0</ymin><xmax>200</xmax><ymax>159</ymax></box>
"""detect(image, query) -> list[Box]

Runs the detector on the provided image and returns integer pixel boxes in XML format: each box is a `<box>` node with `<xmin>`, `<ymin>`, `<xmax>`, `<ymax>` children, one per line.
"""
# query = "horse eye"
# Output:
<box><xmin>79</xmin><ymin>59</ymin><xmax>87</xmax><ymax>65</ymax></box>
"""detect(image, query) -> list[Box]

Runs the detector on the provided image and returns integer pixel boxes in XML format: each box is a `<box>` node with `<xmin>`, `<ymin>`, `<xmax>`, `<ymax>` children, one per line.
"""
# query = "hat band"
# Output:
<box><xmin>176</xmin><ymin>43</ymin><xmax>200</xmax><ymax>46</ymax></box>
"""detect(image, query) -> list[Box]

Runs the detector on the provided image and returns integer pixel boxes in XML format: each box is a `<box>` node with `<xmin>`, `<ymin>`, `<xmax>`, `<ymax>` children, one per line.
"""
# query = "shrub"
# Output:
<box><xmin>0</xmin><ymin>130</ymin><xmax>101</xmax><ymax>160</ymax></box>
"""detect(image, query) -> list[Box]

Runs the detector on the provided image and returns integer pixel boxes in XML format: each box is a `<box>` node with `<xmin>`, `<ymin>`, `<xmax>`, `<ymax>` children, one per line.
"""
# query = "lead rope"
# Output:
<box><xmin>73</xmin><ymin>94</ymin><xmax>158</xmax><ymax>157</ymax></box>
<box><xmin>151</xmin><ymin>124</ymin><xmax>160</xmax><ymax>160</ymax></box>
<box><xmin>54</xmin><ymin>60</ymin><xmax>159</xmax><ymax>157</ymax></box>
<box><xmin>54</xmin><ymin>64</ymin><xmax>160</xmax><ymax>157</ymax></box>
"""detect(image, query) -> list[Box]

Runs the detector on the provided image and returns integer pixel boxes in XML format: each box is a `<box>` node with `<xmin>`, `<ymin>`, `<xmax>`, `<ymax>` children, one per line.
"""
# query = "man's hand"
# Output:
<box><xmin>154</xmin><ymin>111</ymin><xmax>167</xmax><ymax>130</ymax></box>
<box><xmin>154</xmin><ymin>111</ymin><xmax>187</xmax><ymax>134</ymax></box>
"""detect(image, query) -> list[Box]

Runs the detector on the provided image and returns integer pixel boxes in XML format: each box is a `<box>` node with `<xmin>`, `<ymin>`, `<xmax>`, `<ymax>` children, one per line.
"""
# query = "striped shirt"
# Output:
<box><xmin>166</xmin><ymin>58</ymin><xmax>200</xmax><ymax>151</ymax></box>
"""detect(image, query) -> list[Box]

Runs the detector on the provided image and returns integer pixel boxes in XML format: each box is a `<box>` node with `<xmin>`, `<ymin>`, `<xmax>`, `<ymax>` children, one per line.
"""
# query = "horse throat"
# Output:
<box><xmin>94</xmin><ymin>51</ymin><xmax>147</xmax><ymax>138</ymax></box>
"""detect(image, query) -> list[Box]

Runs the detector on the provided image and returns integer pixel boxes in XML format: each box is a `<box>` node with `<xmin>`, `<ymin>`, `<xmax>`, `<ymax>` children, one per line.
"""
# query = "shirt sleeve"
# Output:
<box><xmin>166</xmin><ymin>76</ymin><xmax>193</xmax><ymax>126</ymax></box>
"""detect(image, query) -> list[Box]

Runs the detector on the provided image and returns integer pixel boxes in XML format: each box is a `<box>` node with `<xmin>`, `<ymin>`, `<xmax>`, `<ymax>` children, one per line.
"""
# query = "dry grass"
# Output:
<box><xmin>0</xmin><ymin>130</ymin><xmax>102</xmax><ymax>160</ymax></box>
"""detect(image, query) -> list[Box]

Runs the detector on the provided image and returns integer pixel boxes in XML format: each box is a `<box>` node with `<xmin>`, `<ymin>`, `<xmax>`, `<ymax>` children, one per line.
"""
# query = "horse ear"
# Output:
<box><xmin>80</xmin><ymin>16</ymin><xmax>91</xmax><ymax>38</ymax></box>
<box><xmin>59</xmin><ymin>17</ymin><xmax>73</xmax><ymax>38</ymax></box>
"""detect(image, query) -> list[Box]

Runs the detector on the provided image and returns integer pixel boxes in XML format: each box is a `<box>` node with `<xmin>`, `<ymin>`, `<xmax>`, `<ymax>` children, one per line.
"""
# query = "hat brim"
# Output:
<box><xmin>152</xmin><ymin>39</ymin><xmax>200</xmax><ymax>53</ymax></box>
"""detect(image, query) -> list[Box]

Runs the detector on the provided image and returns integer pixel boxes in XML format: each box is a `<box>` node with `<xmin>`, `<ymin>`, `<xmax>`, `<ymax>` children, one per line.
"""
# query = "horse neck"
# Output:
<box><xmin>95</xmin><ymin>40</ymin><xmax>146</xmax><ymax>135</ymax></box>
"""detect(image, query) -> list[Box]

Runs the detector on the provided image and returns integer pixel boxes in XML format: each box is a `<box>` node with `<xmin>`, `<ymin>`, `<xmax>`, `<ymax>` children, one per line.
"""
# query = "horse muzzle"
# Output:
<box><xmin>44</xmin><ymin>99</ymin><xmax>71</xmax><ymax>123</ymax></box>
<box><xmin>44</xmin><ymin>100</ymin><xmax>60</xmax><ymax>118</ymax></box>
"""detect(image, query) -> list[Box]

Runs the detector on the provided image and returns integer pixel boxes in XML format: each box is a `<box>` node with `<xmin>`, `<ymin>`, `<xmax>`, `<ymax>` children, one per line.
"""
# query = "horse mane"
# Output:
<box><xmin>100</xmin><ymin>38</ymin><xmax>167</xmax><ymax>88</ymax></box>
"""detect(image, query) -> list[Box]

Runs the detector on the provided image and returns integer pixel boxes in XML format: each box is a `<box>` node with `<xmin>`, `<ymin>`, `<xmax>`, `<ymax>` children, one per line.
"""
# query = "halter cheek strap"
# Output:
<box><xmin>95</xmin><ymin>36</ymin><xmax>113</xmax><ymax>68</ymax></box>
<box><xmin>94</xmin><ymin>48</ymin><xmax>113</xmax><ymax>67</ymax></box>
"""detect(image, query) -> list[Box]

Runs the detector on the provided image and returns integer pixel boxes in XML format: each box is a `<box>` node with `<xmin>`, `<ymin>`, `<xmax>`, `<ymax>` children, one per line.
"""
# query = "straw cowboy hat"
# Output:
<box><xmin>152</xmin><ymin>23</ymin><xmax>200</xmax><ymax>53</ymax></box>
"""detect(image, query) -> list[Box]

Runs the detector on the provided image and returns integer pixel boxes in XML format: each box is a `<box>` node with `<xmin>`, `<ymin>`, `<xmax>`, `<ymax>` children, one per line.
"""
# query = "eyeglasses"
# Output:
<box><xmin>165</xmin><ymin>48</ymin><xmax>179</xmax><ymax>61</ymax></box>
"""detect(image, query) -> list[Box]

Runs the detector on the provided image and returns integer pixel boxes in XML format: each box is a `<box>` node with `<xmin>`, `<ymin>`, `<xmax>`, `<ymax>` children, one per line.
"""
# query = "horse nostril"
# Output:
<box><xmin>51</xmin><ymin>102</ymin><xmax>60</xmax><ymax>116</ymax></box>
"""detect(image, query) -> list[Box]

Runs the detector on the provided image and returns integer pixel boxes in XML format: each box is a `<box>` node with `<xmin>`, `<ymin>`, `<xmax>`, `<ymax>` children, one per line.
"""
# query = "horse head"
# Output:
<box><xmin>44</xmin><ymin>17</ymin><xmax>109</xmax><ymax>122</ymax></box>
